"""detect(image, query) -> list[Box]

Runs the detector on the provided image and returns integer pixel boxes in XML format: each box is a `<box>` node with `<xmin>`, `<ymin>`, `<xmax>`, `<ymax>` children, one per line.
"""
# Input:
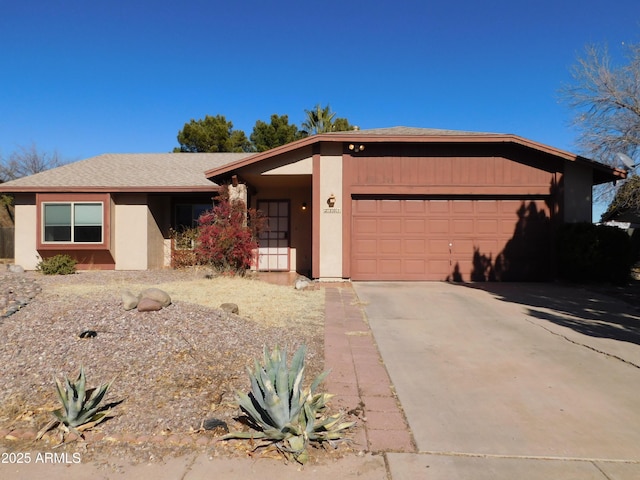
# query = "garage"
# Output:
<box><xmin>351</xmin><ymin>197</ymin><xmax>552</xmax><ymax>281</ymax></box>
<box><xmin>203</xmin><ymin>126</ymin><xmax>622</xmax><ymax>281</ymax></box>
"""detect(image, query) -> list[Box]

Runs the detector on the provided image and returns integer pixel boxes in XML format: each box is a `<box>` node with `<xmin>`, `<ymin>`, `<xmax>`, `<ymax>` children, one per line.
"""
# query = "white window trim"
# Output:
<box><xmin>41</xmin><ymin>201</ymin><xmax>104</xmax><ymax>244</ymax></box>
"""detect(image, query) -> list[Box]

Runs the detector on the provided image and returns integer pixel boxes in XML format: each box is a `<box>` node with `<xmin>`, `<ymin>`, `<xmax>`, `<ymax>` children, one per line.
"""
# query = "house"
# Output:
<box><xmin>0</xmin><ymin>153</ymin><xmax>251</xmax><ymax>271</ymax></box>
<box><xmin>0</xmin><ymin>127</ymin><xmax>625</xmax><ymax>281</ymax></box>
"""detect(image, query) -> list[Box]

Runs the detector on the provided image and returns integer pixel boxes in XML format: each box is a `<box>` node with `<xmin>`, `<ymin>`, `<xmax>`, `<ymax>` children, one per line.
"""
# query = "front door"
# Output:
<box><xmin>257</xmin><ymin>200</ymin><xmax>290</xmax><ymax>271</ymax></box>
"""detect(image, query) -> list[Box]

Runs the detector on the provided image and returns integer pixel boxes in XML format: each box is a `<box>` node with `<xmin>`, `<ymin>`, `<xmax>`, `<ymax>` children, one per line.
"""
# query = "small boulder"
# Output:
<box><xmin>137</xmin><ymin>297</ymin><xmax>163</xmax><ymax>312</ymax></box>
<box><xmin>7</xmin><ymin>264</ymin><xmax>24</xmax><ymax>273</ymax></box>
<box><xmin>122</xmin><ymin>290</ymin><xmax>140</xmax><ymax>311</ymax></box>
<box><xmin>140</xmin><ymin>288</ymin><xmax>171</xmax><ymax>308</ymax></box>
<box><xmin>294</xmin><ymin>275</ymin><xmax>313</xmax><ymax>290</ymax></box>
<box><xmin>220</xmin><ymin>303</ymin><xmax>239</xmax><ymax>314</ymax></box>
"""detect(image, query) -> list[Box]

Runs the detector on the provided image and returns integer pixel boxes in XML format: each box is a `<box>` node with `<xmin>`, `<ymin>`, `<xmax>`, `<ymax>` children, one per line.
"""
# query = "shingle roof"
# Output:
<box><xmin>327</xmin><ymin>126</ymin><xmax>501</xmax><ymax>136</ymax></box>
<box><xmin>0</xmin><ymin>152</ymin><xmax>252</xmax><ymax>192</ymax></box>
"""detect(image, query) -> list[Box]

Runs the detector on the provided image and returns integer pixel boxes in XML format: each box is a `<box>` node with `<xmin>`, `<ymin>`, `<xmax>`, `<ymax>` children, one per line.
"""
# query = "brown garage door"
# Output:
<box><xmin>351</xmin><ymin>198</ymin><xmax>551</xmax><ymax>281</ymax></box>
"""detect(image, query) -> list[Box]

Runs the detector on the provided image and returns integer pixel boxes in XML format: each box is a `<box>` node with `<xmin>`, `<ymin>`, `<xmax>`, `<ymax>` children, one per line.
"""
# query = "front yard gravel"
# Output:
<box><xmin>0</xmin><ymin>269</ymin><xmax>328</xmax><ymax>463</ymax></box>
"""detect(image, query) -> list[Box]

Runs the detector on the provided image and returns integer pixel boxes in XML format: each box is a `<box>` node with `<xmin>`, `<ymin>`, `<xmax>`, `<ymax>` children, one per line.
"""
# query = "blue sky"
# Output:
<box><xmin>1</xmin><ymin>0</ymin><xmax>639</xmax><ymax>217</ymax></box>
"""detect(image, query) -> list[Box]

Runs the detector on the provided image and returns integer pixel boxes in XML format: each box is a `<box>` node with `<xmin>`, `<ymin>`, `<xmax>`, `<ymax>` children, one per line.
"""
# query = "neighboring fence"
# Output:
<box><xmin>0</xmin><ymin>227</ymin><xmax>15</xmax><ymax>259</ymax></box>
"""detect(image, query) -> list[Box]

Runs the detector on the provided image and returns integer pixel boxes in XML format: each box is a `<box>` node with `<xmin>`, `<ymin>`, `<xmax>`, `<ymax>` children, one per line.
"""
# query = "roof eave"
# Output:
<box><xmin>0</xmin><ymin>185</ymin><xmax>221</xmax><ymax>194</ymax></box>
<box><xmin>204</xmin><ymin>132</ymin><xmax>623</xmax><ymax>182</ymax></box>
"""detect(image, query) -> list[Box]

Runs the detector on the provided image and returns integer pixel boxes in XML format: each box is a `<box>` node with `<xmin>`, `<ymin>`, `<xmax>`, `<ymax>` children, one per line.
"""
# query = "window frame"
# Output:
<box><xmin>36</xmin><ymin>193</ymin><xmax>111</xmax><ymax>251</ymax></box>
<box><xmin>41</xmin><ymin>201</ymin><xmax>104</xmax><ymax>244</ymax></box>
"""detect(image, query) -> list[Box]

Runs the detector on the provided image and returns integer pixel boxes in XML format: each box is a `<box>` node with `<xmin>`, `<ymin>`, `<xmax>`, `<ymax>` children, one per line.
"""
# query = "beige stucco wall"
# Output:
<box><xmin>318</xmin><ymin>153</ymin><xmax>343</xmax><ymax>279</ymax></box>
<box><xmin>262</xmin><ymin>156</ymin><xmax>312</xmax><ymax>175</ymax></box>
<box><xmin>113</xmin><ymin>194</ymin><xmax>149</xmax><ymax>270</ymax></box>
<box><xmin>13</xmin><ymin>194</ymin><xmax>38</xmax><ymax>270</ymax></box>
<box><xmin>563</xmin><ymin>162</ymin><xmax>594</xmax><ymax>222</ymax></box>
<box><xmin>146</xmin><ymin>196</ymin><xmax>168</xmax><ymax>269</ymax></box>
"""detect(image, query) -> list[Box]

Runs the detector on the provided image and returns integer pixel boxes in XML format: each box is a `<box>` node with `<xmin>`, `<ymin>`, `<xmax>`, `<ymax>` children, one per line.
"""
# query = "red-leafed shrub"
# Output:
<box><xmin>195</xmin><ymin>192</ymin><xmax>266</xmax><ymax>275</ymax></box>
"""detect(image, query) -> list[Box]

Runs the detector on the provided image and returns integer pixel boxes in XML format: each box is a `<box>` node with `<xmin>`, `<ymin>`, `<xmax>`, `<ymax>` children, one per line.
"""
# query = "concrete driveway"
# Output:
<box><xmin>353</xmin><ymin>281</ymin><xmax>640</xmax><ymax>479</ymax></box>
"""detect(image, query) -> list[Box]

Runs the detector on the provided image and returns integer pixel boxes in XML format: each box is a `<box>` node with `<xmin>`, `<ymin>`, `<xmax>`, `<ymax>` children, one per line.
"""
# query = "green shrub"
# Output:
<box><xmin>556</xmin><ymin>223</ymin><xmax>632</xmax><ymax>284</ymax></box>
<box><xmin>36</xmin><ymin>254</ymin><xmax>77</xmax><ymax>275</ymax></box>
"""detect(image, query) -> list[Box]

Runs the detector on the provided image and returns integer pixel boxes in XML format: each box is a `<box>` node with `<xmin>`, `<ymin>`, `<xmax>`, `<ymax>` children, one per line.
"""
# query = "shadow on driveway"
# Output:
<box><xmin>454</xmin><ymin>282</ymin><xmax>640</xmax><ymax>346</ymax></box>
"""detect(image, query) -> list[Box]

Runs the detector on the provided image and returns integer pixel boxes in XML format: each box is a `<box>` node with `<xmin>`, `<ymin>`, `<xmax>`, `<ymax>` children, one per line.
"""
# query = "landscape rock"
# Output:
<box><xmin>121</xmin><ymin>290</ymin><xmax>140</xmax><ymax>311</ymax></box>
<box><xmin>220</xmin><ymin>303</ymin><xmax>239</xmax><ymax>314</ymax></box>
<box><xmin>140</xmin><ymin>288</ymin><xmax>171</xmax><ymax>307</ymax></box>
<box><xmin>7</xmin><ymin>264</ymin><xmax>24</xmax><ymax>273</ymax></box>
<box><xmin>137</xmin><ymin>297</ymin><xmax>163</xmax><ymax>312</ymax></box>
<box><xmin>294</xmin><ymin>275</ymin><xmax>314</xmax><ymax>290</ymax></box>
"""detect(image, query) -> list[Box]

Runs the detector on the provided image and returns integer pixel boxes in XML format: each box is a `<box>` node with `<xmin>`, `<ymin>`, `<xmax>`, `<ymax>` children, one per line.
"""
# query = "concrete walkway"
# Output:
<box><xmin>354</xmin><ymin>281</ymin><xmax>640</xmax><ymax>479</ymax></box>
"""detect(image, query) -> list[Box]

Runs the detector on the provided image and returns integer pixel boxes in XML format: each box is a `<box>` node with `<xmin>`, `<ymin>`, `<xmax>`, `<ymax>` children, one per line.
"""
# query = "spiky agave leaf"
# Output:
<box><xmin>50</xmin><ymin>366</ymin><xmax>114</xmax><ymax>430</ymax></box>
<box><xmin>225</xmin><ymin>345</ymin><xmax>355</xmax><ymax>465</ymax></box>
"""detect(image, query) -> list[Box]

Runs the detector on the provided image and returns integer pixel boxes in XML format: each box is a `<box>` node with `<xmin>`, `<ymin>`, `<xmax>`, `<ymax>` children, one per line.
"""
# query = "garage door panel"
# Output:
<box><xmin>380</xmin><ymin>218</ymin><xmax>402</xmax><ymax>233</ymax></box>
<box><xmin>428</xmin><ymin>259</ymin><xmax>451</xmax><ymax>275</ymax></box>
<box><xmin>477</xmin><ymin>219</ymin><xmax>499</xmax><ymax>234</ymax></box>
<box><xmin>452</xmin><ymin>238</ymin><xmax>474</xmax><ymax>254</ymax></box>
<box><xmin>405</xmin><ymin>218</ymin><xmax>426</xmax><ymax>233</ymax></box>
<box><xmin>381</xmin><ymin>200</ymin><xmax>402</xmax><ymax>213</ymax></box>
<box><xmin>429</xmin><ymin>238</ymin><xmax>451</xmax><ymax>254</ymax></box>
<box><xmin>405</xmin><ymin>200</ymin><xmax>427</xmax><ymax>213</ymax></box>
<box><xmin>353</xmin><ymin>258</ymin><xmax>378</xmax><ymax>274</ymax></box>
<box><xmin>380</xmin><ymin>239</ymin><xmax>401</xmax><ymax>253</ymax></box>
<box><xmin>428</xmin><ymin>201</ymin><xmax>449</xmax><ymax>214</ymax></box>
<box><xmin>452</xmin><ymin>201</ymin><xmax>473</xmax><ymax>213</ymax></box>
<box><xmin>452</xmin><ymin>219</ymin><xmax>474</xmax><ymax>234</ymax></box>
<box><xmin>354</xmin><ymin>200</ymin><xmax>377</xmax><ymax>213</ymax></box>
<box><xmin>351</xmin><ymin>198</ymin><xmax>551</xmax><ymax>281</ymax></box>
<box><xmin>405</xmin><ymin>239</ymin><xmax>426</xmax><ymax>254</ymax></box>
<box><xmin>354</xmin><ymin>217</ymin><xmax>377</xmax><ymax>233</ymax></box>
<box><xmin>477</xmin><ymin>201</ymin><xmax>499</xmax><ymax>213</ymax></box>
<box><xmin>429</xmin><ymin>219</ymin><xmax>449</xmax><ymax>233</ymax></box>
<box><xmin>474</xmin><ymin>240</ymin><xmax>501</xmax><ymax>255</ymax></box>
<box><xmin>380</xmin><ymin>259</ymin><xmax>402</xmax><ymax>273</ymax></box>
<box><xmin>354</xmin><ymin>238</ymin><xmax>377</xmax><ymax>254</ymax></box>
<box><xmin>405</xmin><ymin>259</ymin><xmax>427</xmax><ymax>274</ymax></box>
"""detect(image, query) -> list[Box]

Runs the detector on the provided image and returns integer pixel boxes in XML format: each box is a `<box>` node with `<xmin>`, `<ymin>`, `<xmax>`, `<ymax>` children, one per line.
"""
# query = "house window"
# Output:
<box><xmin>175</xmin><ymin>204</ymin><xmax>211</xmax><ymax>230</ymax></box>
<box><xmin>43</xmin><ymin>202</ymin><xmax>103</xmax><ymax>243</ymax></box>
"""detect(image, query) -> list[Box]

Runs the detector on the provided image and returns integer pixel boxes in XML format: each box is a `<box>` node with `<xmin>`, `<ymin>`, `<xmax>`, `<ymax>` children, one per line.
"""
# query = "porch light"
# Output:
<box><xmin>327</xmin><ymin>194</ymin><xmax>336</xmax><ymax>208</ymax></box>
<box><xmin>349</xmin><ymin>144</ymin><xmax>365</xmax><ymax>152</ymax></box>
<box><xmin>301</xmin><ymin>202</ymin><xmax>307</xmax><ymax>211</ymax></box>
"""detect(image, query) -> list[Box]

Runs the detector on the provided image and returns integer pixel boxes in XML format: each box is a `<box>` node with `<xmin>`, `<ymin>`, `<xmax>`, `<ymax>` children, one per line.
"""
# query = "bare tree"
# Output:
<box><xmin>0</xmin><ymin>143</ymin><xmax>62</xmax><ymax>182</ymax></box>
<box><xmin>560</xmin><ymin>42</ymin><xmax>640</xmax><ymax>204</ymax></box>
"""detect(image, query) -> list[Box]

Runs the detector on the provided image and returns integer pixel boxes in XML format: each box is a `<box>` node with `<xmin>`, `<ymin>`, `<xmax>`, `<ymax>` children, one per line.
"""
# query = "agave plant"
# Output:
<box><xmin>223</xmin><ymin>345</ymin><xmax>354</xmax><ymax>464</ymax></box>
<box><xmin>37</xmin><ymin>366</ymin><xmax>113</xmax><ymax>440</ymax></box>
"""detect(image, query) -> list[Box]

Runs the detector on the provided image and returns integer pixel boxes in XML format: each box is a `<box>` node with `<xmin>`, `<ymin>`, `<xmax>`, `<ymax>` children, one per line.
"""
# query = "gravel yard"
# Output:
<box><xmin>0</xmin><ymin>268</ymin><xmax>335</xmax><ymax>463</ymax></box>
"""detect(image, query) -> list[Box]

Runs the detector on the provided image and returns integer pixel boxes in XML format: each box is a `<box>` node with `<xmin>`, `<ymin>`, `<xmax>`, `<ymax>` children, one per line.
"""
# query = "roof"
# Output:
<box><xmin>0</xmin><ymin>127</ymin><xmax>626</xmax><ymax>193</ymax></box>
<box><xmin>328</xmin><ymin>126</ymin><xmax>500</xmax><ymax>136</ymax></box>
<box><xmin>204</xmin><ymin>126</ymin><xmax>627</xmax><ymax>185</ymax></box>
<box><xmin>0</xmin><ymin>152</ymin><xmax>252</xmax><ymax>193</ymax></box>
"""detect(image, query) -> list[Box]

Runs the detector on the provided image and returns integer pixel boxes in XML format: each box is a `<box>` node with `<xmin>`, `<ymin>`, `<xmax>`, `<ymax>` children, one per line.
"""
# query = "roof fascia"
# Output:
<box><xmin>0</xmin><ymin>186</ymin><xmax>222</xmax><ymax>194</ymax></box>
<box><xmin>204</xmin><ymin>132</ymin><xmax>624</xmax><ymax>182</ymax></box>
